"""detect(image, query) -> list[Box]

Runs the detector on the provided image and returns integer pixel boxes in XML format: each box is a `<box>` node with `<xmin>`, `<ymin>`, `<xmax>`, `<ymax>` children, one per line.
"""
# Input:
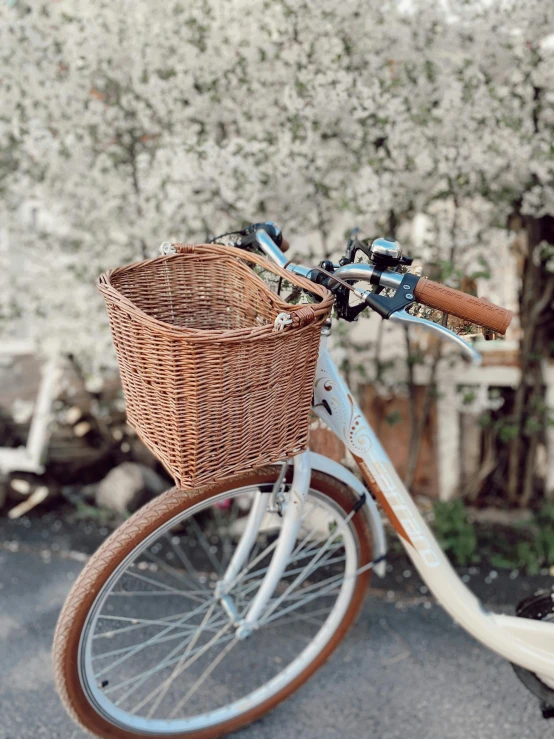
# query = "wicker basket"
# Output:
<box><xmin>98</xmin><ymin>243</ymin><xmax>333</xmax><ymax>489</ymax></box>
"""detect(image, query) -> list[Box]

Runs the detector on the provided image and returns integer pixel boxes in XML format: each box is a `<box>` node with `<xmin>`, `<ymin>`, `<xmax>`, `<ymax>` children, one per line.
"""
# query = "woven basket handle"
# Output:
<box><xmin>172</xmin><ymin>243</ymin><xmax>334</xmax><ymax>322</ymax></box>
<box><xmin>289</xmin><ymin>305</ymin><xmax>317</xmax><ymax>327</ymax></box>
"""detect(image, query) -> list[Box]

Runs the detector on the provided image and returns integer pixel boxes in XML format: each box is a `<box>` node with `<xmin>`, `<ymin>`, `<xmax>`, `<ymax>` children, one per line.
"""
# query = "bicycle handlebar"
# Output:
<box><xmin>413</xmin><ymin>277</ymin><xmax>513</xmax><ymax>335</ymax></box>
<box><xmin>253</xmin><ymin>227</ymin><xmax>513</xmax><ymax>336</ymax></box>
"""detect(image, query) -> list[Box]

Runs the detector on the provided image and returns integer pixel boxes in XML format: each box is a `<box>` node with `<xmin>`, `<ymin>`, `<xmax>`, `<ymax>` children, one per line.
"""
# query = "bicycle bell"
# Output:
<box><xmin>368</xmin><ymin>238</ymin><xmax>403</xmax><ymax>269</ymax></box>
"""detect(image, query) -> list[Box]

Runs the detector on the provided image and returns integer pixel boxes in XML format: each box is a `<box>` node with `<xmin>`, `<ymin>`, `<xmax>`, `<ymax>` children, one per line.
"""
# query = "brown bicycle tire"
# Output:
<box><xmin>53</xmin><ymin>466</ymin><xmax>373</xmax><ymax>739</ymax></box>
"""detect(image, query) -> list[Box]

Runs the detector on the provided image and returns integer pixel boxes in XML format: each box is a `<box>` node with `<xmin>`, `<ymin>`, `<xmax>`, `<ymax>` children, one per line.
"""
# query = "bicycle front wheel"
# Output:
<box><xmin>54</xmin><ymin>466</ymin><xmax>373</xmax><ymax>738</ymax></box>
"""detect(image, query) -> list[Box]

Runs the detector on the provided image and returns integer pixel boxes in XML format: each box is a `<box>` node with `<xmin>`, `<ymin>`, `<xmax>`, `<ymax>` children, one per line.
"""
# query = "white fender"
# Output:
<box><xmin>308</xmin><ymin>451</ymin><xmax>387</xmax><ymax>577</ymax></box>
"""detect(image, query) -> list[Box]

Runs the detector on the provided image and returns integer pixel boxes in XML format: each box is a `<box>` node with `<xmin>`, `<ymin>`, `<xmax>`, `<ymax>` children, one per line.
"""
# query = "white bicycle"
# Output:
<box><xmin>54</xmin><ymin>223</ymin><xmax>554</xmax><ymax>738</ymax></box>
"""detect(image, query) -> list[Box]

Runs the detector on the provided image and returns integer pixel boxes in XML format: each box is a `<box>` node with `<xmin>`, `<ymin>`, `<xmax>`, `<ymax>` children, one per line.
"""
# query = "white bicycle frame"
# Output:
<box><xmin>220</xmin><ymin>331</ymin><xmax>554</xmax><ymax>684</ymax></box>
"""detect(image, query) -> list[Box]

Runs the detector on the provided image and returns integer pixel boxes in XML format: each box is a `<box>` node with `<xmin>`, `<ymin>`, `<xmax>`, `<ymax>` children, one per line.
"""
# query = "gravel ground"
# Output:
<box><xmin>0</xmin><ymin>514</ymin><xmax>552</xmax><ymax>739</ymax></box>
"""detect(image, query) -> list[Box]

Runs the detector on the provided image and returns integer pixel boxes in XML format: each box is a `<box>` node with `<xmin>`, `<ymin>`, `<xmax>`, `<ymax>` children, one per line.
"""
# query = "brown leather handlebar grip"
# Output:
<box><xmin>413</xmin><ymin>277</ymin><xmax>513</xmax><ymax>335</ymax></box>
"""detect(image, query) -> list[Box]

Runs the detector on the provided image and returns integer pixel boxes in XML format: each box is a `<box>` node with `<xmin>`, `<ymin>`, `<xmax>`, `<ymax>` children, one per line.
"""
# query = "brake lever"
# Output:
<box><xmin>389</xmin><ymin>309</ymin><xmax>482</xmax><ymax>366</ymax></box>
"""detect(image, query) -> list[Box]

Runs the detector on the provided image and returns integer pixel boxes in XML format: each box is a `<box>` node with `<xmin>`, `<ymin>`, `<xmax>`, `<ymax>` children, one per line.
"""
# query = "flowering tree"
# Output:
<box><xmin>1</xmin><ymin>0</ymin><xmax>553</xmax><ymax>501</ymax></box>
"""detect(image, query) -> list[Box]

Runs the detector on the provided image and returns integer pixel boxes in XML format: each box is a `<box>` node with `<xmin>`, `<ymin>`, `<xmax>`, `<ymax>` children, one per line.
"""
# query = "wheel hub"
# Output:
<box><xmin>235</xmin><ymin>621</ymin><xmax>253</xmax><ymax>640</ymax></box>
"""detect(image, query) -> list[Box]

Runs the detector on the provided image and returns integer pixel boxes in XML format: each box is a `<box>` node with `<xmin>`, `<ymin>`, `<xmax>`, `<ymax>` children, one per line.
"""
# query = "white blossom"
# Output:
<box><xmin>1</xmin><ymin>0</ymin><xmax>554</xmax><ymax>374</ymax></box>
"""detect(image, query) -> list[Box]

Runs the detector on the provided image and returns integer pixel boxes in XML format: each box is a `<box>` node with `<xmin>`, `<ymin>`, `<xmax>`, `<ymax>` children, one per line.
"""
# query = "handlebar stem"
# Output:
<box><xmin>254</xmin><ymin>229</ymin><xmax>289</xmax><ymax>268</ymax></box>
<box><xmin>331</xmin><ymin>263</ymin><xmax>404</xmax><ymax>290</ymax></box>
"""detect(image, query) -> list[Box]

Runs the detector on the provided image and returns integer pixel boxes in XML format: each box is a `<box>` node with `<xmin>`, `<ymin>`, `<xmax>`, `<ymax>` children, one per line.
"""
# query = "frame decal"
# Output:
<box><xmin>351</xmin><ymin>453</ymin><xmax>412</xmax><ymax>545</ymax></box>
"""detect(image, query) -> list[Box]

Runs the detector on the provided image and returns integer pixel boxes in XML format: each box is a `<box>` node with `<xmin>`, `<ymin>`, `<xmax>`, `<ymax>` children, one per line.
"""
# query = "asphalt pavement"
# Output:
<box><xmin>0</xmin><ymin>516</ymin><xmax>551</xmax><ymax>739</ymax></box>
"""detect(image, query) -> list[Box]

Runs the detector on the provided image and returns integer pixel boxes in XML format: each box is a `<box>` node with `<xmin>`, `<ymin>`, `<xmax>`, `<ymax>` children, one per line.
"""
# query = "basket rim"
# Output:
<box><xmin>98</xmin><ymin>244</ymin><xmax>334</xmax><ymax>343</ymax></box>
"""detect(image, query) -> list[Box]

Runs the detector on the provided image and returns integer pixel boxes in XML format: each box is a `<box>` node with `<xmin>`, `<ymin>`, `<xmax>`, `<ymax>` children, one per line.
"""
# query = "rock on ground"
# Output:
<box><xmin>95</xmin><ymin>462</ymin><xmax>168</xmax><ymax>514</ymax></box>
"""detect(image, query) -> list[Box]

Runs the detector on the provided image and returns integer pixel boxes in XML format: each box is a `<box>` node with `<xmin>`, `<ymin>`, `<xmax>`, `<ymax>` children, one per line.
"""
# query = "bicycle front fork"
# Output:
<box><xmin>215</xmin><ymin>452</ymin><xmax>311</xmax><ymax>637</ymax></box>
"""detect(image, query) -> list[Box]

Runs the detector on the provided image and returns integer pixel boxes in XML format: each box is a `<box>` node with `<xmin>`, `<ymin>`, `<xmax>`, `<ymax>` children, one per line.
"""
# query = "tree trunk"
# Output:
<box><xmin>506</xmin><ymin>215</ymin><xmax>554</xmax><ymax>507</ymax></box>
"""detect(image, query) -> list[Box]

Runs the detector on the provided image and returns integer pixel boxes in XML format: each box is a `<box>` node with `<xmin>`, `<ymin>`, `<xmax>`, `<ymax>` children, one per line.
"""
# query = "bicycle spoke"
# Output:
<box><xmin>234</xmin><ymin>543</ymin><xmax>343</xmax><ymax>593</ymax></box>
<box><xmin>222</xmin><ymin>534</ymin><xmax>279</xmax><ymax>595</ymax></box>
<box><xmin>93</xmin><ymin>610</ymin><xmax>201</xmax><ymax>639</ymax></box>
<box><xmin>261</xmin><ymin>510</ymin><xmax>355</xmax><ymax>622</ymax></box>
<box><xmin>268</xmin><ymin>604</ymin><xmax>335</xmax><ymax>630</ymax></box>
<box><xmin>219</xmin><ymin>499</ymin><xmax>242</xmax><ymax>571</ymax></box>
<box><xmin>142</xmin><ymin>549</ymin><xmax>209</xmax><ymax>592</ymax></box>
<box><xmin>188</xmin><ymin>517</ymin><xmax>225</xmax><ymax>576</ymax></box>
<box><xmin>229</xmin><ymin>550</ymin><xmax>346</xmax><ymax>617</ymax></box>
<box><xmin>103</xmin><ymin>632</ymin><xmax>237</xmax><ymax>698</ymax></box>
<box><xmin>269</xmin><ymin>575</ymin><xmax>342</xmax><ymax>609</ymax></box>
<box><xmin>118</xmin><ymin>570</ymin><xmax>208</xmax><ymax>603</ymax></box>
<box><xmin>265</xmin><ymin>552</ymin><xmax>351</xmax><ymax>609</ymax></box>
<box><xmin>95</xmin><ymin>596</ymin><xmax>221</xmax><ymax>678</ymax></box>
<box><xmin>260</xmin><ymin>559</ymin><xmax>375</xmax><ymax>628</ymax></box>
<box><xmin>123</xmin><ymin>619</ymin><xmax>234</xmax><ymax>711</ymax></box>
<box><xmin>232</xmin><ymin>560</ymin><xmax>344</xmax><ymax>623</ymax></box>
<box><xmin>108</xmin><ymin>590</ymin><xmax>211</xmax><ymax>598</ymax></box>
<box><xmin>93</xmin><ymin>620</ymin><xmax>229</xmax><ymax>662</ymax></box>
<box><xmin>168</xmin><ymin>636</ymin><xmax>239</xmax><ymax>718</ymax></box>
<box><xmin>108</xmin><ymin>608</ymin><xmax>226</xmax><ymax>702</ymax></box>
<box><xmin>144</xmin><ymin>604</ymin><xmax>217</xmax><ymax>718</ymax></box>
<box><xmin>166</xmin><ymin>534</ymin><xmax>211</xmax><ymax>590</ymax></box>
